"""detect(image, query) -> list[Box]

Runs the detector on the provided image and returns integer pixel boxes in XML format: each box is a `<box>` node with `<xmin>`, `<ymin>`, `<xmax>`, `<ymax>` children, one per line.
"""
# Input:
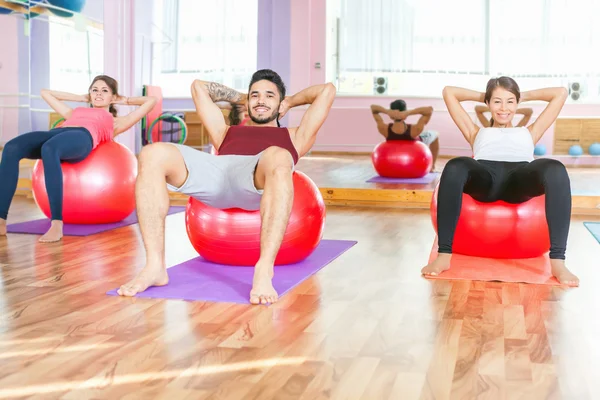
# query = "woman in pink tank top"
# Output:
<box><xmin>0</xmin><ymin>75</ymin><xmax>157</xmax><ymax>242</ymax></box>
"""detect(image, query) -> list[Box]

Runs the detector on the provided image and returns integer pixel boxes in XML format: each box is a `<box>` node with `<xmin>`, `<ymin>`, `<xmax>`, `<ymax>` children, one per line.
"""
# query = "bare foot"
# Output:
<box><xmin>117</xmin><ymin>261</ymin><xmax>169</xmax><ymax>296</ymax></box>
<box><xmin>0</xmin><ymin>219</ymin><xmax>6</xmax><ymax>236</ymax></box>
<box><xmin>550</xmin><ymin>259</ymin><xmax>579</xmax><ymax>287</ymax></box>
<box><xmin>250</xmin><ymin>270</ymin><xmax>278</xmax><ymax>305</ymax></box>
<box><xmin>422</xmin><ymin>253</ymin><xmax>452</xmax><ymax>276</ymax></box>
<box><xmin>39</xmin><ymin>220</ymin><xmax>63</xmax><ymax>242</ymax></box>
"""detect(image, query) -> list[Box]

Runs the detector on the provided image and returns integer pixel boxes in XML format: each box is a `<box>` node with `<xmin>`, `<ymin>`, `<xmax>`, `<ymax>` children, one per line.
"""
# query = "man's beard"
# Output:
<box><xmin>248</xmin><ymin>107</ymin><xmax>279</xmax><ymax>124</ymax></box>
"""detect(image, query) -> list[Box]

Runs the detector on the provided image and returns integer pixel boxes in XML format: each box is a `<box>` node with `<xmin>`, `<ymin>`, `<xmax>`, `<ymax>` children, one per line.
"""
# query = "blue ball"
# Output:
<box><xmin>534</xmin><ymin>144</ymin><xmax>546</xmax><ymax>156</ymax></box>
<box><xmin>589</xmin><ymin>143</ymin><xmax>600</xmax><ymax>156</ymax></box>
<box><xmin>47</xmin><ymin>0</ymin><xmax>86</xmax><ymax>17</ymax></box>
<box><xmin>569</xmin><ymin>145</ymin><xmax>584</xmax><ymax>156</ymax></box>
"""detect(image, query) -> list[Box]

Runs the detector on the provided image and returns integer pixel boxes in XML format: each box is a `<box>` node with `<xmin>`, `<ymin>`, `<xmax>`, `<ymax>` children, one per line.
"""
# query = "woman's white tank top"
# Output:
<box><xmin>473</xmin><ymin>127</ymin><xmax>534</xmax><ymax>162</ymax></box>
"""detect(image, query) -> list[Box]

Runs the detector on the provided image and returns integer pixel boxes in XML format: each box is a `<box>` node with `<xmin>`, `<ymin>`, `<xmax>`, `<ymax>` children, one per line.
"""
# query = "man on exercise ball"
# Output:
<box><xmin>117</xmin><ymin>69</ymin><xmax>336</xmax><ymax>305</ymax></box>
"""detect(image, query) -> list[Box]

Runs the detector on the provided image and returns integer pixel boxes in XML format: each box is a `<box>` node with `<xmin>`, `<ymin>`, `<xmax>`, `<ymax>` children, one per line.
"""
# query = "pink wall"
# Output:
<box><xmin>289</xmin><ymin>0</ymin><xmax>311</xmax><ymax>94</ymax></box>
<box><xmin>290</xmin><ymin>0</ymin><xmax>326</xmax><ymax>92</ymax></box>
<box><xmin>288</xmin><ymin>2</ymin><xmax>600</xmax><ymax>157</ymax></box>
<box><xmin>0</xmin><ymin>15</ymin><xmax>19</xmax><ymax>145</ymax></box>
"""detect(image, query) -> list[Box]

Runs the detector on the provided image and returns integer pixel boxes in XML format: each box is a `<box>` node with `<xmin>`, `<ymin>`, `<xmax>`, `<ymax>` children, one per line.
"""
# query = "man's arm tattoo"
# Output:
<box><xmin>206</xmin><ymin>82</ymin><xmax>243</xmax><ymax>103</ymax></box>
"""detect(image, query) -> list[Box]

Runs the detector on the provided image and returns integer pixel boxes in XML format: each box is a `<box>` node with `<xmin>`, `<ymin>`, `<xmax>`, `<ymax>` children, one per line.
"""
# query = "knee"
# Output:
<box><xmin>1</xmin><ymin>141</ymin><xmax>24</xmax><ymax>161</ymax></box>
<box><xmin>441</xmin><ymin>157</ymin><xmax>472</xmax><ymax>181</ymax></box>
<box><xmin>539</xmin><ymin>159</ymin><xmax>569</xmax><ymax>183</ymax></box>
<box><xmin>138</xmin><ymin>143</ymin><xmax>173</xmax><ymax>167</ymax></box>
<box><xmin>40</xmin><ymin>142</ymin><xmax>58</xmax><ymax>159</ymax></box>
<box><xmin>260</xmin><ymin>146</ymin><xmax>293</xmax><ymax>174</ymax></box>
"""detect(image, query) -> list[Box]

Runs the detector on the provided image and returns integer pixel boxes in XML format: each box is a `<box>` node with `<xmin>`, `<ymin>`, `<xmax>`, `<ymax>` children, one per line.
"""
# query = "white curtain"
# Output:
<box><xmin>152</xmin><ymin>0</ymin><xmax>258</xmax><ymax>96</ymax></box>
<box><xmin>335</xmin><ymin>0</ymin><xmax>600</xmax><ymax>78</ymax></box>
<box><xmin>337</xmin><ymin>0</ymin><xmax>486</xmax><ymax>74</ymax></box>
<box><xmin>49</xmin><ymin>17</ymin><xmax>104</xmax><ymax>92</ymax></box>
<box><xmin>158</xmin><ymin>0</ymin><xmax>178</xmax><ymax>73</ymax></box>
<box><xmin>490</xmin><ymin>0</ymin><xmax>600</xmax><ymax>77</ymax></box>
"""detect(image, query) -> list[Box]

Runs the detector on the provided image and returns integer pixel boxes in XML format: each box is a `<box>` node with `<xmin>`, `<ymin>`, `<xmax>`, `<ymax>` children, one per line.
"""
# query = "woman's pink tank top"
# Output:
<box><xmin>61</xmin><ymin>107</ymin><xmax>113</xmax><ymax>148</ymax></box>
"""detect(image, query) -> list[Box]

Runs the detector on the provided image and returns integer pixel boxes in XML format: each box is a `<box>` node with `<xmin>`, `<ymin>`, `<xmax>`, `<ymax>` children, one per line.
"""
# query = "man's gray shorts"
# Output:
<box><xmin>419</xmin><ymin>130</ymin><xmax>439</xmax><ymax>146</ymax></box>
<box><xmin>167</xmin><ymin>144</ymin><xmax>280</xmax><ymax>211</ymax></box>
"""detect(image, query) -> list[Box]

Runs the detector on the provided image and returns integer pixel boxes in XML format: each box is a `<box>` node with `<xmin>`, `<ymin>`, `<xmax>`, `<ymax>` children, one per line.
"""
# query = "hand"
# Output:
<box><xmin>278</xmin><ymin>97</ymin><xmax>291</xmax><ymax>118</ymax></box>
<box><xmin>234</xmin><ymin>104</ymin><xmax>247</xmax><ymax>114</ymax></box>
<box><xmin>236</xmin><ymin>95</ymin><xmax>248</xmax><ymax>107</ymax></box>
<box><xmin>111</xmin><ymin>96</ymin><xmax>129</xmax><ymax>105</ymax></box>
<box><xmin>388</xmin><ymin>110</ymin><xmax>408</xmax><ymax>120</ymax></box>
<box><xmin>82</xmin><ymin>93</ymin><xmax>90</xmax><ymax>103</ymax></box>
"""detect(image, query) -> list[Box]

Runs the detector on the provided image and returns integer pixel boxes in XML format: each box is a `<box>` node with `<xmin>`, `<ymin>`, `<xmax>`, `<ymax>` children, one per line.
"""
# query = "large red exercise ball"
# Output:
<box><xmin>47</xmin><ymin>0</ymin><xmax>86</xmax><ymax>17</ymax></box>
<box><xmin>430</xmin><ymin>185</ymin><xmax>550</xmax><ymax>259</ymax></box>
<box><xmin>185</xmin><ymin>171</ymin><xmax>326</xmax><ymax>266</ymax></box>
<box><xmin>372</xmin><ymin>140</ymin><xmax>432</xmax><ymax>178</ymax></box>
<box><xmin>32</xmin><ymin>141</ymin><xmax>138</xmax><ymax>224</ymax></box>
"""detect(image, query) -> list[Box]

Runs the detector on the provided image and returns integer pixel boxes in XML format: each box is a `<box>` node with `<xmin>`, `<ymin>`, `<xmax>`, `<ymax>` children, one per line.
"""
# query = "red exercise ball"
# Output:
<box><xmin>430</xmin><ymin>185</ymin><xmax>550</xmax><ymax>258</ymax></box>
<box><xmin>185</xmin><ymin>171</ymin><xmax>326</xmax><ymax>266</ymax></box>
<box><xmin>372</xmin><ymin>140</ymin><xmax>433</xmax><ymax>178</ymax></box>
<box><xmin>32</xmin><ymin>141</ymin><xmax>138</xmax><ymax>224</ymax></box>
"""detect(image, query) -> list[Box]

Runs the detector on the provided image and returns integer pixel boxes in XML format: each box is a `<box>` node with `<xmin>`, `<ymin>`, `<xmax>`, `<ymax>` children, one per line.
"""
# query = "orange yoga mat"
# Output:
<box><xmin>425</xmin><ymin>238</ymin><xmax>558</xmax><ymax>285</ymax></box>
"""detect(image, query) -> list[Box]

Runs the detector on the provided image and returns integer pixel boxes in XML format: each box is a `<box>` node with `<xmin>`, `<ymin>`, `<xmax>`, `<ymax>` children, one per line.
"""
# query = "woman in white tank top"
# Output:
<box><xmin>422</xmin><ymin>77</ymin><xmax>578</xmax><ymax>286</ymax></box>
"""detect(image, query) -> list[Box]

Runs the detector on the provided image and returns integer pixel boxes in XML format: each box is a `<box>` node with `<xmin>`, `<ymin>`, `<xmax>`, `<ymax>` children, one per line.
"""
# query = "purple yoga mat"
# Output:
<box><xmin>6</xmin><ymin>206</ymin><xmax>185</xmax><ymax>236</ymax></box>
<box><xmin>106</xmin><ymin>239</ymin><xmax>357</xmax><ymax>304</ymax></box>
<box><xmin>366</xmin><ymin>172</ymin><xmax>439</xmax><ymax>184</ymax></box>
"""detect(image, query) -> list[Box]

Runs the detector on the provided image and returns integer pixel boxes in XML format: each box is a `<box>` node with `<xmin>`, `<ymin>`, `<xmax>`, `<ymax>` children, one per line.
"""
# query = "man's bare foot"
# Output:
<box><xmin>550</xmin><ymin>259</ymin><xmax>579</xmax><ymax>286</ymax></box>
<box><xmin>250</xmin><ymin>268</ymin><xmax>278</xmax><ymax>305</ymax></box>
<box><xmin>0</xmin><ymin>219</ymin><xmax>6</xmax><ymax>236</ymax></box>
<box><xmin>39</xmin><ymin>220</ymin><xmax>63</xmax><ymax>242</ymax></box>
<box><xmin>422</xmin><ymin>253</ymin><xmax>452</xmax><ymax>276</ymax></box>
<box><xmin>117</xmin><ymin>261</ymin><xmax>169</xmax><ymax>296</ymax></box>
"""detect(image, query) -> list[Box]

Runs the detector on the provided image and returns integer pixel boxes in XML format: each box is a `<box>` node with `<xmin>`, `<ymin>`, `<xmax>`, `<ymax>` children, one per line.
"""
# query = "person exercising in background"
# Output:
<box><xmin>370</xmin><ymin>99</ymin><xmax>439</xmax><ymax>172</ymax></box>
<box><xmin>475</xmin><ymin>104</ymin><xmax>533</xmax><ymax>128</ymax></box>
<box><xmin>217</xmin><ymin>102</ymin><xmax>250</xmax><ymax>126</ymax></box>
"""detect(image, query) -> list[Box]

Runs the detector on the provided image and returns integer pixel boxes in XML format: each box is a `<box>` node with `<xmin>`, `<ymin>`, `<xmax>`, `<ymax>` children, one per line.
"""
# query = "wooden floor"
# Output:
<box><xmin>1</xmin><ymin>196</ymin><xmax>600</xmax><ymax>399</ymax></box>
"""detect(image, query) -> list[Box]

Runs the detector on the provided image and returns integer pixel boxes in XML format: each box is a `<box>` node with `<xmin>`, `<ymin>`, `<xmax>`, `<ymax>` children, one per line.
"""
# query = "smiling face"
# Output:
<box><xmin>89</xmin><ymin>80</ymin><xmax>115</xmax><ymax>108</ymax></box>
<box><xmin>247</xmin><ymin>79</ymin><xmax>281</xmax><ymax>125</ymax></box>
<box><xmin>487</xmin><ymin>86</ymin><xmax>518</xmax><ymax>127</ymax></box>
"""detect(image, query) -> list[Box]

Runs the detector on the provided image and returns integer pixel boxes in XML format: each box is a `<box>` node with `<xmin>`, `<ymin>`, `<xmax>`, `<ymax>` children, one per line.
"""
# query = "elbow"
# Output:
<box><xmin>323</xmin><ymin>82</ymin><xmax>337</xmax><ymax>101</ymax></box>
<box><xmin>191</xmin><ymin>80</ymin><xmax>203</xmax><ymax>95</ymax></box>
<box><xmin>426</xmin><ymin>106</ymin><xmax>434</xmax><ymax>114</ymax></box>
<box><xmin>558</xmin><ymin>87</ymin><xmax>568</xmax><ymax>100</ymax></box>
<box><xmin>324</xmin><ymin>82</ymin><xmax>336</xmax><ymax>94</ymax></box>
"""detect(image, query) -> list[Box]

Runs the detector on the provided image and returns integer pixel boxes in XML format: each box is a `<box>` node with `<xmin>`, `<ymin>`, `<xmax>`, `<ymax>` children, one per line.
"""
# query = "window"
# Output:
<box><xmin>327</xmin><ymin>0</ymin><xmax>600</xmax><ymax>100</ymax></box>
<box><xmin>151</xmin><ymin>0</ymin><xmax>258</xmax><ymax>97</ymax></box>
<box><xmin>48</xmin><ymin>16</ymin><xmax>104</xmax><ymax>93</ymax></box>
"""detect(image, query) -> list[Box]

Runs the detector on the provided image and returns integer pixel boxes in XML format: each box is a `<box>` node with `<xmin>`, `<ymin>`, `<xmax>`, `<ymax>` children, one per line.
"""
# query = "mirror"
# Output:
<box><xmin>0</xmin><ymin>0</ymin><xmax>103</xmax><ymax>146</ymax></box>
<box><xmin>0</xmin><ymin>0</ymin><xmax>31</xmax><ymax>145</ymax></box>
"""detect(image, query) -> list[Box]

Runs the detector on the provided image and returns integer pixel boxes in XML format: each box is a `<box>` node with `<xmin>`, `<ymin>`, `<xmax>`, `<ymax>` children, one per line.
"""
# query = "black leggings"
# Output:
<box><xmin>437</xmin><ymin>157</ymin><xmax>571</xmax><ymax>260</ymax></box>
<box><xmin>0</xmin><ymin>128</ymin><xmax>93</xmax><ymax>221</ymax></box>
